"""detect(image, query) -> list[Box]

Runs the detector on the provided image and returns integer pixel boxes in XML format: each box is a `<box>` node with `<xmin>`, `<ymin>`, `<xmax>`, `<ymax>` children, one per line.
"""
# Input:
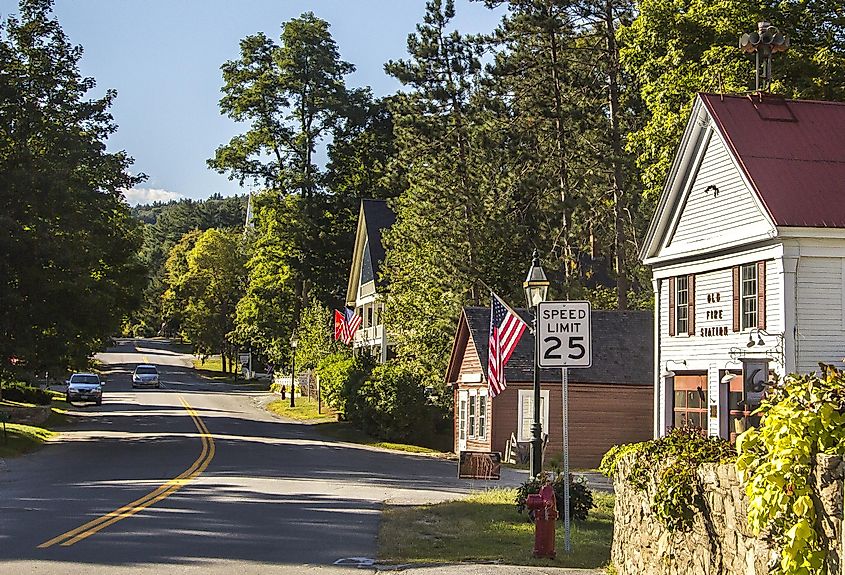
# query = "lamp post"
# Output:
<box><xmin>524</xmin><ymin>250</ymin><xmax>550</xmax><ymax>478</ymax></box>
<box><xmin>290</xmin><ymin>332</ymin><xmax>298</xmax><ymax>408</ymax></box>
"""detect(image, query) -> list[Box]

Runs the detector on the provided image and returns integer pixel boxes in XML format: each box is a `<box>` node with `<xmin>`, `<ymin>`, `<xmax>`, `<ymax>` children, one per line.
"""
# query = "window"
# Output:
<box><xmin>478</xmin><ymin>395</ymin><xmax>487</xmax><ymax>438</ymax></box>
<box><xmin>668</xmin><ymin>274</ymin><xmax>694</xmax><ymax>336</ymax></box>
<box><xmin>459</xmin><ymin>398</ymin><xmax>467</xmax><ymax>441</ymax></box>
<box><xmin>734</xmin><ymin>262</ymin><xmax>766</xmax><ymax>332</ymax></box>
<box><xmin>367</xmin><ymin>305</ymin><xmax>374</xmax><ymax>328</ymax></box>
<box><xmin>675</xmin><ymin>275</ymin><xmax>689</xmax><ymax>335</ymax></box>
<box><xmin>517</xmin><ymin>389</ymin><xmax>550</xmax><ymax>442</ymax></box>
<box><xmin>468</xmin><ymin>395</ymin><xmax>476</xmax><ymax>438</ymax></box>
<box><xmin>741</xmin><ymin>263</ymin><xmax>757</xmax><ymax>330</ymax></box>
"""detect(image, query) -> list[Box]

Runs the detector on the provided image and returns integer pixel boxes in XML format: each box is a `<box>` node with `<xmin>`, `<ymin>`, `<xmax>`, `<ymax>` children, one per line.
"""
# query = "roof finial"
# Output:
<box><xmin>739</xmin><ymin>22</ymin><xmax>789</xmax><ymax>92</ymax></box>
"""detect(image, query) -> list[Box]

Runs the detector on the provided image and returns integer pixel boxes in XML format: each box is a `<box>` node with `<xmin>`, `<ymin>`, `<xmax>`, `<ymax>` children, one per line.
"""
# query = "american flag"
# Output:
<box><xmin>334</xmin><ymin>307</ymin><xmax>362</xmax><ymax>345</ymax></box>
<box><xmin>343</xmin><ymin>307</ymin><xmax>362</xmax><ymax>344</ymax></box>
<box><xmin>488</xmin><ymin>293</ymin><xmax>527</xmax><ymax>398</ymax></box>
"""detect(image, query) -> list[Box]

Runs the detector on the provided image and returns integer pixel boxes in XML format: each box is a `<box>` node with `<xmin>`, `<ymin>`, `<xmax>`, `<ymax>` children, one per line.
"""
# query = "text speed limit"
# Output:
<box><xmin>537</xmin><ymin>301</ymin><xmax>592</xmax><ymax>368</ymax></box>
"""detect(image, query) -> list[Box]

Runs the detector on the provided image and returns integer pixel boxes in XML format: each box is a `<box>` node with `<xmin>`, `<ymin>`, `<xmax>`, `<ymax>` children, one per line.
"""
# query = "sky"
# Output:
<box><xmin>0</xmin><ymin>0</ymin><xmax>506</xmax><ymax>205</ymax></box>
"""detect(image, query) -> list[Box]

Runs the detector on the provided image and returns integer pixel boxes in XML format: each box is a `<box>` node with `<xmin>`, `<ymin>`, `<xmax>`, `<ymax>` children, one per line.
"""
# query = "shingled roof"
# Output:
<box><xmin>361</xmin><ymin>199</ymin><xmax>396</xmax><ymax>283</ymax></box>
<box><xmin>453</xmin><ymin>307</ymin><xmax>653</xmax><ymax>385</ymax></box>
<box><xmin>346</xmin><ymin>199</ymin><xmax>396</xmax><ymax>306</ymax></box>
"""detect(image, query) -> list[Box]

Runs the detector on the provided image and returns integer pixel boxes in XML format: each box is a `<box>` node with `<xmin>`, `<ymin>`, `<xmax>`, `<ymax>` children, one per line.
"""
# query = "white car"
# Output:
<box><xmin>66</xmin><ymin>373</ymin><xmax>103</xmax><ymax>405</ymax></box>
<box><xmin>132</xmin><ymin>364</ymin><xmax>160</xmax><ymax>388</ymax></box>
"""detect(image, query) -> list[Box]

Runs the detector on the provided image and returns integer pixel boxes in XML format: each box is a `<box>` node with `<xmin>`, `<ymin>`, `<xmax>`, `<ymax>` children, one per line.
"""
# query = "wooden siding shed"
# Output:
<box><xmin>446</xmin><ymin>307</ymin><xmax>654</xmax><ymax>469</ymax></box>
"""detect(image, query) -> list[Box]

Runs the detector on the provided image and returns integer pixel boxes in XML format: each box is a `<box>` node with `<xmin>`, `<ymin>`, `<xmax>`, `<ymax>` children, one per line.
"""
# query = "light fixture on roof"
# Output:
<box><xmin>739</xmin><ymin>22</ymin><xmax>789</xmax><ymax>92</ymax></box>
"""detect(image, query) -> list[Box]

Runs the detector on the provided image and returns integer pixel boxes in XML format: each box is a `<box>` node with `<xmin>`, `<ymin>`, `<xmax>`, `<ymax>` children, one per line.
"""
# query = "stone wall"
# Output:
<box><xmin>611</xmin><ymin>454</ymin><xmax>844</xmax><ymax>575</ymax></box>
<box><xmin>0</xmin><ymin>405</ymin><xmax>51</xmax><ymax>425</ymax></box>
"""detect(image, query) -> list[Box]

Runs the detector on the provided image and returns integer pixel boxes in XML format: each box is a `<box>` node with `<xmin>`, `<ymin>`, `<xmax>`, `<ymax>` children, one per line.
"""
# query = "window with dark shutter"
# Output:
<box><xmin>669</xmin><ymin>277</ymin><xmax>676</xmax><ymax>336</ymax></box>
<box><xmin>757</xmin><ymin>261</ymin><xmax>766</xmax><ymax>330</ymax></box>
<box><xmin>740</xmin><ymin>263</ymin><xmax>758</xmax><ymax>330</ymax></box>
<box><xmin>732</xmin><ymin>266</ymin><xmax>740</xmax><ymax>332</ymax></box>
<box><xmin>687</xmin><ymin>274</ymin><xmax>696</xmax><ymax>336</ymax></box>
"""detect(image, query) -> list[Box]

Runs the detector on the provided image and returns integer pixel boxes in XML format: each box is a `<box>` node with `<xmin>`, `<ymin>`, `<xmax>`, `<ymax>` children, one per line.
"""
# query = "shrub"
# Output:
<box><xmin>737</xmin><ymin>365</ymin><xmax>845</xmax><ymax>575</ymax></box>
<box><xmin>354</xmin><ymin>361</ymin><xmax>439</xmax><ymax>443</ymax></box>
<box><xmin>515</xmin><ymin>471</ymin><xmax>594</xmax><ymax>522</ymax></box>
<box><xmin>1</xmin><ymin>382</ymin><xmax>52</xmax><ymax>405</ymax></box>
<box><xmin>316</xmin><ymin>351</ymin><xmax>372</xmax><ymax>417</ymax></box>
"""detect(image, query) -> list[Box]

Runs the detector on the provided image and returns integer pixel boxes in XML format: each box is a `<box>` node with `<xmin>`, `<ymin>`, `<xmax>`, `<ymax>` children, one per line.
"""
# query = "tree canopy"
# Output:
<box><xmin>0</xmin><ymin>0</ymin><xmax>143</xmax><ymax>375</ymax></box>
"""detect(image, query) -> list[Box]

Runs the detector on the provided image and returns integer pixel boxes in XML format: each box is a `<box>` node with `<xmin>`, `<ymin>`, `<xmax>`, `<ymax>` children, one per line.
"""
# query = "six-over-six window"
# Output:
<box><xmin>669</xmin><ymin>260</ymin><xmax>766</xmax><ymax>337</ymax></box>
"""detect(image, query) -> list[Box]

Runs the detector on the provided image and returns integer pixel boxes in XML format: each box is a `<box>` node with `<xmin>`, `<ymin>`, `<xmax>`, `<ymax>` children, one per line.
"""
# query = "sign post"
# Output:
<box><xmin>537</xmin><ymin>301</ymin><xmax>592</xmax><ymax>554</ymax></box>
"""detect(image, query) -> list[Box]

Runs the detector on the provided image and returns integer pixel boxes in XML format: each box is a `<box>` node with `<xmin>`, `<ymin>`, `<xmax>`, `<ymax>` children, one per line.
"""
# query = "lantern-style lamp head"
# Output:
<box><xmin>523</xmin><ymin>250</ymin><xmax>549</xmax><ymax>308</ymax></box>
<box><xmin>290</xmin><ymin>332</ymin><xmax>299</xmax><ymax>349</ymax></box>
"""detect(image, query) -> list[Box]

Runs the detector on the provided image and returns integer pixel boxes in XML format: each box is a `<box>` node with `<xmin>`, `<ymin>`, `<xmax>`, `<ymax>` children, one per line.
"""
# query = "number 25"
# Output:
<box><xmin>543</xmin><ymin>336</ymin><xmax>586</xmax><ymax>361</ymax></box>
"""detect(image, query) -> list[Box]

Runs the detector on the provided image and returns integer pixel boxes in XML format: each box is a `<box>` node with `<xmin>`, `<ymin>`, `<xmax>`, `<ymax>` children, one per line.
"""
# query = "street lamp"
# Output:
<box><xmin>290</xmin><ymin>332</ymin><xmax>298</xmax><ymax>408</ymax></box>
<box><xmin>524</xmin><ymin>249</ymin><xmax>549</xmax><ymax>478</ymax></box>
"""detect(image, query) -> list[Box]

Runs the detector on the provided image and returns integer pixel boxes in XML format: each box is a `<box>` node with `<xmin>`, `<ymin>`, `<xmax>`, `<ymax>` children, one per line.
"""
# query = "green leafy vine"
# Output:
<box><xmin>736</xmin><ymin>365</ymin><xmax>845</xmax><ymax>575</ymax></box>
<box><xmin>601</xmin><ymin>427</ymin><xmax>735</xmax><ymax>532</ymax></box>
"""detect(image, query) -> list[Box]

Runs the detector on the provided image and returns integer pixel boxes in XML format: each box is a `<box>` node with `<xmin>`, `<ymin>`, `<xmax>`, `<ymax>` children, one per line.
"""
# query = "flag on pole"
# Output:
<box><xmin>488</xmin><ymin>292</ymin><xmax>528</xmax><ymax>398</ymax></box>
<box><xmin>343</xmin><ymin>307</ymin><xmax>362</xmax><ymax>344</ymax></box>
<box><xmin>334</xmin><ymin>310</ymin><xmax>346</xmax><ymax>342</ymax></box>
<box><xmin>334</xmin><ymin>307</ymin><xmax>363</xmax><ymax>345</ymax></box>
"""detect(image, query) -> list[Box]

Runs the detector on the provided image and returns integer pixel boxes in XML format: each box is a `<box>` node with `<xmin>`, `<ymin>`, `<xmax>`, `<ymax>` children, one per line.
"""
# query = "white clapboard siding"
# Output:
<box><xmin>668</xmin><ymin>132</ymin><xmax>769</xmax><ymax>248</ymax></box>
<box><xmin>796</xmin><ymin>257</ymin><xmax>845</xmax><ymax>373</ymax></box>
<box><xmin>660</xmin><ymin>260</ymin><xmax>783</xmax><ymax>365</ymax></box>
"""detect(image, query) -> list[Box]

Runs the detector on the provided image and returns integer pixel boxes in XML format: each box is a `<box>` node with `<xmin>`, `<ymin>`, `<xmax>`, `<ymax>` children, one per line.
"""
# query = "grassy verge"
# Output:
<box><xmin>191</xmin><ymin>357</ymin><xmax>240</xmax><ymax>384</ymax></box>
<box><xmin>313</xmin><ymin>420</ymin><xmax>445</xmax><ymax>455</ymax></box>
<box><xmin>378</xmin><ymin>489</ymin><xmax>614</xmax><ymax>569</ymax></box>
<box><xmin>266</xmin><ymin>399</ymin><xmax>337</xmax><ymax>421</ymax></box>
<box><xmin>0</xmin><ymin>422</ymin><xmax>55</xmax><ymax>458</ymax></box>
<box><xmin>0</xmin><ymin>390</ymin><xmax>73</xmax><ymax>457</ymax></box>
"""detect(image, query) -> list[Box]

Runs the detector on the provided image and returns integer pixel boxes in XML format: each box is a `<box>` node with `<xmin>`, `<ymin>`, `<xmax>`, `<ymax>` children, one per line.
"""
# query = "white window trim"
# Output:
<box><xmin>517</xmin><ymin>389</ymin><xmax>550</xmax><ymax>442</ymax></box>
<box><xmin>466</xmin><ymin>389</ymin><xmax>488</xmax><ymax>439</ymax></box>
<box><xmin>458</xmin><ymin>394</ymin><xmax>467</xmax><ymax>443</ymax></box>
<box><xmin>675</xmin><ymin>275</ymin><xmax>689</xmax><ymax>335</ymax></box>
<box><xmin>741</xmin><ymin>263</ymin><xmax>758</xmax><ymax>330</ymax></box>
<box><xmin>468</xmin><ymin>392</ymin><xmax>476</xmax><ymax>438</ymax></box>
<box><xmin>478</xmin><ymin>393</ymin><xmax>487</xmax><ymax>439</ymax></box>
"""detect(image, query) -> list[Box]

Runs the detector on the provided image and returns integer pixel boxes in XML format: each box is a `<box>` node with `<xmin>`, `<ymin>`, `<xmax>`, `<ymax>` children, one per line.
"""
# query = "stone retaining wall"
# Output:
<box><xmin>0</xmin><ymin>405</ymin><xmax>51</xmax><ymax>425</ymax></box>
<box><xmin>611</xmin><ymin>454</ymin><xmax>843</xmax><ymax>575</ymax></box>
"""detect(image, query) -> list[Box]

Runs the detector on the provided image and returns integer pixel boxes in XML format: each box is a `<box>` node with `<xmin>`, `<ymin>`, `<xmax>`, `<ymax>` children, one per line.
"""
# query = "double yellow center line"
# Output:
<box><xmin>39</xmin><ymin>396</ymin><xmax>214</xmax><ymax>548</ymax></box>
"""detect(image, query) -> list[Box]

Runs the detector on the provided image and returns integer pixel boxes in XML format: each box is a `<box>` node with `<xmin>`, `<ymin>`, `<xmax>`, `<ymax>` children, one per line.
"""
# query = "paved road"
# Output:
<box><xmin>0</xmin><ymin>339</ymin><xmax>528</xmax><ymax>575</ymax></box>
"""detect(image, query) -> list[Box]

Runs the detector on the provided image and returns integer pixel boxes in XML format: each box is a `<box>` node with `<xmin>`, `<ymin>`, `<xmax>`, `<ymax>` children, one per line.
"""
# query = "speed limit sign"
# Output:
<box><xmin>537</xmin><ymin>301</ymin><xmax>592</xmax><ymax>368</ymax></box>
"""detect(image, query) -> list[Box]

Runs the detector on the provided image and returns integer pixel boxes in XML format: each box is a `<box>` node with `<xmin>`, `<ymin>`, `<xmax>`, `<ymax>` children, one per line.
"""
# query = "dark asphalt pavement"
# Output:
<box><xmin>0</xmin><ymin>338</ymin><xmax>502</xmax><ymax>575</ymax></box>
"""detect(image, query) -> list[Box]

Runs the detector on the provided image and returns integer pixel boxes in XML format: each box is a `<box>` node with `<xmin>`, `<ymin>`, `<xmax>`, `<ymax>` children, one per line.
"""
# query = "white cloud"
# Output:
<box><xmin>122</xmin><ymin>187</ymin><xmax>184</xmax><ymax>205</ymax></box>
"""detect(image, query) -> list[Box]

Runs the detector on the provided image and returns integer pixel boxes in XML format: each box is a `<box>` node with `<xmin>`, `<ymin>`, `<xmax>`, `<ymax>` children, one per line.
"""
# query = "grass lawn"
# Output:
<box><xmin>0</xmin><ymin>391</ymin><xmax>72</xmax><ymax>457</ymax></box>
<box><xmin>313</xmin><ymin>421</ymin><xmax>446</xmax><ymax>455</ymax></box>
<box><xmin>191</xmin><ymin>357</ymin><xmax>241</xmax><ymax>384</ymax></box>
<box><xmin>266</xmin><ymin>399</ymin><xmax>337</xmax><ymax>421</ymax></box>
<box><xmin>378</xmin><ymin>489</ymin><xmax>614</xmax><ymax>569</ymax></box>
<box><xmin>0</xmin><ymin>420</ymin><xmax>56</xmax><ymax>458</ymax></box>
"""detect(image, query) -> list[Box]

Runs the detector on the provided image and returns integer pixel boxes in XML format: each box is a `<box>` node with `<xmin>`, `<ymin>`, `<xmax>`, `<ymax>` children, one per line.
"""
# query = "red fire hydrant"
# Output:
<box><xmin>526</xmin><ymin>482</ymin><xmax>558</xmax><ymax>558</ymax></box>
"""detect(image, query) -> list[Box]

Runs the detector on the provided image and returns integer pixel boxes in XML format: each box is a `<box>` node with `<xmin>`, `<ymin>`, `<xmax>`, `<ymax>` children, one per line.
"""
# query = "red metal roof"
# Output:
<box><xmin>700</xmin><ymin>92</ymin><xmax>845</xmax><ymax>228</ymax></box>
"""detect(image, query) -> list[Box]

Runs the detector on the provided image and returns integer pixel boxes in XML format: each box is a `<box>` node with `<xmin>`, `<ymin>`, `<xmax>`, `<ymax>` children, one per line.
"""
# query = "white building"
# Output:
<box><xmin>642</xmin><ymin>92</ymin><xmax>845</xmax><ymax>440</ymax></box>
<box><xmin>345</xmin><ymin>199</ymin><xmax>395</xmax><ymax>361</ymax></box>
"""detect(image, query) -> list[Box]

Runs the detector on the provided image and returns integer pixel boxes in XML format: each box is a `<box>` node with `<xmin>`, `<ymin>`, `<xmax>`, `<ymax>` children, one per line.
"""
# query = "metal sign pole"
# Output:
<box><xmin>562</xmin><ymin>366</ymin><xmax>571</xmax><ymax>553</ymax></box>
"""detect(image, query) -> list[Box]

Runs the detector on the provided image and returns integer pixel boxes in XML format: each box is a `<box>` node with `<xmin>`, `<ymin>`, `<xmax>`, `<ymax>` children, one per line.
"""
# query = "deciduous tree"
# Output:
<box><xmin>0</xmin><ymin>0</ymin><xmax>144</xmax><ymax>375</ymax></box>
